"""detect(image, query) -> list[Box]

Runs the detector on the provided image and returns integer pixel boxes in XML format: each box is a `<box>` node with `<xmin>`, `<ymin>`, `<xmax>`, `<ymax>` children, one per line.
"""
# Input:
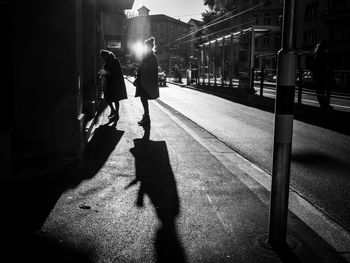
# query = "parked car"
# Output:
<box><xmin>158</xmin><ymin>66</ymin><xmax>166</xmax><ymax>86</ymax></box>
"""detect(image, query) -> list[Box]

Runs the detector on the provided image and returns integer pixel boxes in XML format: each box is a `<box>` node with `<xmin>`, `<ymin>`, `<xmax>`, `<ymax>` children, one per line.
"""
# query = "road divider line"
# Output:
<box><xmin>154</xmin><ymin>99</ymin><xmax>350</xmax><ymax>260</ymax></box>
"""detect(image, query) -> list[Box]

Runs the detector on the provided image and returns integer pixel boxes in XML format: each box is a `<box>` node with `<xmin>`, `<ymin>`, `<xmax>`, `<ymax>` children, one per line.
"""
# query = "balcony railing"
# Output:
<box><xmin>322</xmin><ymin>8</ymin><xmax>350</xmax><ymax>21</ymax></box>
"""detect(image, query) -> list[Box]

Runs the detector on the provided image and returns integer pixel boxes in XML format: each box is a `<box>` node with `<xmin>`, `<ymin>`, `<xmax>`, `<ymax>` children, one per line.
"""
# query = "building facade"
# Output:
<box><xmin>196</xmin><ymin>0</ymin><xmax>283</xmax><ymax>88</ymax></box>
<box><xmin>10</xmin><ymin>0</ymin><xmax>134</xmax><ymax>180</ymax></box>
<box><xmin>187</xmin><ymin>18</ymin><xmax>204</xmax><ymax>58</ymax></box>
<box><xmin>296</xmin><ymin>0</ymin><xmax>350</xmax><ymax>70</ymax></box>
<box><xmin>126</xmin><ymin>6</ymin><xmax>192</xmax><ymax>73</ymax></box>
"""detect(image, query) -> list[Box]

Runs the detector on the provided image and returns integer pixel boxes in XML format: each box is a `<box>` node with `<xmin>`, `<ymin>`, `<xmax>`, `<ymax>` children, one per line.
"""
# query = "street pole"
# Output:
<box><xmin>268</xmin><ymin>0</ymin><xmax>297</xmax><ymax>247</ymax></box>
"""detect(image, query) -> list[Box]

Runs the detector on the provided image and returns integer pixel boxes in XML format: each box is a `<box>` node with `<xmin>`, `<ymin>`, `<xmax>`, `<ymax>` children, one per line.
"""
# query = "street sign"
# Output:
<box><xmin>107</xmin><ymin>41</ymin><xmax>121</xmax><ymax>49</ymax></box>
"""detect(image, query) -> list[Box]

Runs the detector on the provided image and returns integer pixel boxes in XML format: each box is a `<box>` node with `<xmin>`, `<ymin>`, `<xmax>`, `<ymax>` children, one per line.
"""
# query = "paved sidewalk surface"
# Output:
<box><xmin>2</xmin><ymin>81</ymin><xmax>347</xmax><ymax>262</ymax></box>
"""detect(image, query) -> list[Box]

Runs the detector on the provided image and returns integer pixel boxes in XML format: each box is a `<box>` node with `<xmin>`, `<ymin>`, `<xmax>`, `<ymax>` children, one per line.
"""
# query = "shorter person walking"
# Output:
<box><xmin>134</xmin><ymin>37</ymin><xmax>159</xmax><ymax>127</ymax></box>
<box><xmin>99</xmin><ymin>50</ymin><xmax>127</xmax><ymax>121</ymax></box>
<box><xmin>311</xmin><ymin>38</ymin><xmax>334</xmax><ymax>110</ymax></box>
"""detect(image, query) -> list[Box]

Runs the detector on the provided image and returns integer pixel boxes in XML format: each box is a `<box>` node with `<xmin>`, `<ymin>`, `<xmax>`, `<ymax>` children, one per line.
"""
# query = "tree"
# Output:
<box><xmin>204</xmin><ymin>0</ymin><xmax>236</xmax><ymax>11</ymax></box>
<box><xmin>201</xmin><ymin>0</ymin><xmax>237</xmax><ymax>39</ymax></box>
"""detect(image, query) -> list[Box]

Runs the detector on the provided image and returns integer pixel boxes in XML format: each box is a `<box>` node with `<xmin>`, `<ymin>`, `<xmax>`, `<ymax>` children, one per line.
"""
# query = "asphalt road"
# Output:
<box><xmin>158</xmin><ymin>82</ymin><xmax>350</xmax><ymax>231</ymax></box>
<box><xmin>255</xmin><ymin>86</ymin><xmax>350</xmax><ymax>112</ymax></box>
<box><xmin>183</xmin><ymin>78</ymin><xmax>350</xmax><ymax>112</ymax></box>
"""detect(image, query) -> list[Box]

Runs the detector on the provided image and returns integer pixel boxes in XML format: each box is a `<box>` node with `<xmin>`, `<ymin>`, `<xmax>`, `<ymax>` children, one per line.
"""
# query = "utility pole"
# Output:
<box><xmin>268</xmin><ymin>0</ymin><xmax>297</xmax><ymax>247</ymax></box>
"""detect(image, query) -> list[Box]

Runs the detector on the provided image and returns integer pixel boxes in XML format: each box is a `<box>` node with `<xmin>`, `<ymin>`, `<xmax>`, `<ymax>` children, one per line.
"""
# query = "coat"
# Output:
<box><xmin>104</xmin><ymin>54</ymin><xmax>127</xmax><ymax>102</ymax></box>
<box><xmin>135</xmin><ymin>53</ymin><xmax>159</xmax><ymax>99</ymax></box>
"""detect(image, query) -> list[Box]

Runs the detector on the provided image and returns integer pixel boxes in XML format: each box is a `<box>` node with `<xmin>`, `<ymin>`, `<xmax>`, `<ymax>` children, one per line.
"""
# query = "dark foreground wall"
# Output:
<box><xmin>12</xmin><ymin>0</ymin><xmax>99</xmax><ymax>156</ymax></box>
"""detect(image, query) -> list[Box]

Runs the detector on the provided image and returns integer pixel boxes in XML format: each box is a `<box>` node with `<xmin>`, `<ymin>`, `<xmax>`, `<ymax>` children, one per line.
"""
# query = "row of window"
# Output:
<box><xmin>151</xmin><ymin>23</ymin><xmax>188</xmax><ymax>33</ymax></box>
<box><xmin>305</xmin><ymin>0</ymin><xmax>348</xmax><ymax>21</ymax></box>
<box><xmin>304</xmin><ymin>23</ymin><xmax>348</xmax><ymax>46</ymax></box>
<box><xmin>252</xmin><ymin>13</ymin><xmax>283</xmax><ymax>25</ymax></box>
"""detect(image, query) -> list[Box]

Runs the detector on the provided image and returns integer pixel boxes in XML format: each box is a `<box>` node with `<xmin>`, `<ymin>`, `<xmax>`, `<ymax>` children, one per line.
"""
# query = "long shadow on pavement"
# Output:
<box><xmin>3</xmin><ymin>123</ymin><xmax>124</xmax><ymax>262</ymax></box>
<box><xmin>127</xmin><ymin>127</ymin><xmax>186</xmax><ymax>263</ymax></box>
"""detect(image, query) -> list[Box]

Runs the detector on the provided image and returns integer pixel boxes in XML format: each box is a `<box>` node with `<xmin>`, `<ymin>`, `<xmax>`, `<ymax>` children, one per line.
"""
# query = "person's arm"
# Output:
<box><xmin>98</xmin><ymin>68</ymin><xmax>110</xmax><ymax>76</ymax></box>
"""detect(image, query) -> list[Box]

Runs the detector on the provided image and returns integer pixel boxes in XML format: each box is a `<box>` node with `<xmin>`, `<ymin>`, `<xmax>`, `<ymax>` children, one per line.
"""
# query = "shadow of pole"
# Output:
<box><xmin>128</xmin><ymin>127</ymin><xmax>186</xmax><ymax>262</ymax></box>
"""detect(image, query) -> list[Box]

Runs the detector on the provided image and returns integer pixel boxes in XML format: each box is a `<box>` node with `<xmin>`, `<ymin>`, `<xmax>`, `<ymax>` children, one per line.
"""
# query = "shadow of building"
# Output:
<box><xmin>2</xmin><ymin>124</ymin><xmax>124</xmax><ymax>262</ymax></box>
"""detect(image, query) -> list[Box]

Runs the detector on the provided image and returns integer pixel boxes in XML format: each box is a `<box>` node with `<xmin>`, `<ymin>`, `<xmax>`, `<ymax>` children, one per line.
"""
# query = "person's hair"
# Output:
<box><xmin>100</xmin><ymin>49</ymin><xmax>115</xmax><ymax>59</ymax></box>
<box><xmin>144</xmin><ymin>37</ymin><xmax>156</xmax><ymax>52</ymax></box>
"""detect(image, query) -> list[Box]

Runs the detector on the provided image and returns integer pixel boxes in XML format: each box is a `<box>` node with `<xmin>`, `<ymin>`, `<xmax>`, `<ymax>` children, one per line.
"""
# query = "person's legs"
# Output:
<box><xmin>111</xmin><ymin>101</ymin><xmax>119</xmax><ymax>120</ymax></box>
<box><xmin>107</xmin><ymin>100</ymin><xmax>116</xmax><ymax>117</ymax></box>
<box><xmin>138</xmin><ymin>97</ymin><xmax>150</xmax><ymax>126</ymax></box>
<box><xmin>314</xmin><ymin>75</ymin><xmax>326</xmax><ymax>109</ymax></box>
<box><xmin>141</xmin><ymin>97</ymin><xmax>149</xmax><ymax>117</ymax></box>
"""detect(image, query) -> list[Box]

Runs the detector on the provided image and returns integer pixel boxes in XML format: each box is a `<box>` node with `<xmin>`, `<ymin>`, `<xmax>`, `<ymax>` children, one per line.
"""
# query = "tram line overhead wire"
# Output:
<box><xmin>165</xmin><ymin>0</ymin><xmax>270</xmax><ymax>47</ymax></box>
<box><xmin>172</xmin><ymin>20</ymin><xmax>254</xmax><ymax>46</ymax></box>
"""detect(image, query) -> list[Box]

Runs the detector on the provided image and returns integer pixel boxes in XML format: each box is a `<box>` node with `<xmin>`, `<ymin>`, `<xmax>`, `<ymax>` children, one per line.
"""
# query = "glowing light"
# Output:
<box><xmin>130</xmin><ymin>41</ymin><xmax>145</xmax><ymax>61</ymax></box>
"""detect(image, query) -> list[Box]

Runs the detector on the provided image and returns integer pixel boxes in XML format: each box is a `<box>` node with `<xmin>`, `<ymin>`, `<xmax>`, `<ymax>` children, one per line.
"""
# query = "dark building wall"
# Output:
<box><xmin>12</xmin><ymin>0</ymin><xmax>94</xmax><ymax>155</ymax></box>
<box><xmin>1</xmin><ymin>0</ymin><xmax>12</xmax><ymax>178</ymax></box>
<box><xmin>83</xmin><ymin>0</ymin><xmax>98</xmax><ymax>101</ymax></box>
<box><xmin>296</xmin><ymin>0</ymin><xmax>350</xmax><ymax>70</ymax></box>
<box><xmin>13</xmin><ymin>0</ymin><xmax>80</xmax><ymax>147</ymax></box>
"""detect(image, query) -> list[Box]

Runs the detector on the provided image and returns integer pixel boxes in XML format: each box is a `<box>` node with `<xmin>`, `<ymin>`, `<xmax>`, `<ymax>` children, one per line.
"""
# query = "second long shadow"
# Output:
<box><xmin>127</xmin><ymin>129</ymin><xmax>186</xmax><ymax>263</ymax></box>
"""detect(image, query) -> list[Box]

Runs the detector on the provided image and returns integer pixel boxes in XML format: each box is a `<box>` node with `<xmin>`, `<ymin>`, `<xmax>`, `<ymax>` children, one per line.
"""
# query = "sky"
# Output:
<box><xmin>130</xmin><ymin>0</ymin><xmax>209</xmax><ymax>22</ymax></box>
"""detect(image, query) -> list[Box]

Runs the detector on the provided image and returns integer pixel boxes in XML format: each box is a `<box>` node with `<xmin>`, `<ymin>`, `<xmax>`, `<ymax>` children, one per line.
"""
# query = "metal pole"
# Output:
<box><xmin>260</xmin><ymin>67</ymin><xmax>264</xmax><ymax>97</ymax></box>
<box><xmin>298</xmin><ymin>69</ymin><xmax>303</xmax><ymax>104</ymax></box>
<box><xmin>208</xmin><ymin>42</ymin><xmax>211</xmax><ymax>87</ymax></box>
<box><xmin>268</xmin><ymin>0</ymin><xmax>297</xmax><ymax>247</ymax></box>
<box><xmin>202</xmin><ymin>45</ymin><xmax>205</xmax><ymax>85</ymax></box>
<box><xmin>214</xmin><ymin>40</ymin><xmax>217</xmax><ymax>87</ymax></box>
<box><xmin>250</xmin><ymin>26</ymin><xmax>256</xmax><ymax>92</ymax></box>
<box><xmin>221</xmin><ymin>36</ymin><xmax>226</xmax><ymax>87</ymax></box>
<box><xmin>229</xmin><ymin>34</ymin><xmax>233</xmax><ymax>88</ymax></box>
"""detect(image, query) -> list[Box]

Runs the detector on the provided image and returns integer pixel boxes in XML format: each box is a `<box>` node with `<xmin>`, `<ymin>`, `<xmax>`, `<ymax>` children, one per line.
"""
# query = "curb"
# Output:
<box><xmin>154</xmin><ymin>98</ymin><xmax>350</xmax><ymax>262</ymax></box>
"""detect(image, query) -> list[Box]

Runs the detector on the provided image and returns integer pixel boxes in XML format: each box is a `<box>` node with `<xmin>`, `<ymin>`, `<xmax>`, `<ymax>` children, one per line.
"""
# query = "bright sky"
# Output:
<box><xmin>130</xmin><ymin>0</ymin><xmax>209</xmax><ymax>22</ymax></box>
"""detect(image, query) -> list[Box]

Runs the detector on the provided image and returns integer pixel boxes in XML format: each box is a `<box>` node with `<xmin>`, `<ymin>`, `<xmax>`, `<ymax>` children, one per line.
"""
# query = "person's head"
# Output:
<box><xmin>144</xmin><ymin>37</ymin><xmax>156</xmax><ymax>54</ymax></box>
<box><xmin>317</xmin><ymin>38</ymin><xmax>328</xmax><ymax>52</ymax></box>
<box><xmin>100</xmin><ymin>49</ymin><xmax>113</xmax><ymax>62</ymax></box>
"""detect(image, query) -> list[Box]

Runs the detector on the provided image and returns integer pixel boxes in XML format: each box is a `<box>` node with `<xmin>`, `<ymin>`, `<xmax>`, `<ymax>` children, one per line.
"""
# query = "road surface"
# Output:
<box><xmin>158</xmin><ymin>82</ymin><xmax>350</xmax><ymax>231</ymax></box>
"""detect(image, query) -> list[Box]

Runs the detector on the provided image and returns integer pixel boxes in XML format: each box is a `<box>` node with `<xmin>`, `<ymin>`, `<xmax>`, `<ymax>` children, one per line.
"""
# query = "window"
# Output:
<box><xmin>151</xmin><ymin>24</ymin><xmax>156</xmax><ymax>33</ymax></box>
<box><xmin>278</xmin><ymin>13</ymin><xmax>283</xmax><ymax>25</ymax></box>
<box><xmin>263</xmin><ymin>36</ymin><xmax>270</xmax><ymax>46</ymax></box>
<box><xmin>275</xmin><ymin>35</ymin><xmax>281</xmax><ymax>48</ymax></box>
<box><xmin>331</xmin><ymin>24</ymin><xmax>346</xmax><ymax>41</ymax></box>
<box><xmin>305</xmin><ymin>2</ymin><xmax>319</xmax><ymax>21</ymax></box>
<box><xmin>263</xmin><ymin>14</ymin><xmax>271</xmax><ymax>25</ymax></box>
<box><xmin>332</xmin><ymin>0</ymin><xmax>346</xmax><ymax>9</ymax></box>
<box><xmin>253</xmin><ymin>14</ymin><xmax>259</xmax><ymax>25</ymax></box>
<box><xmin>303</xmin><ymin>30</ymin><xmax>317</xmax><ymax>46</ymax></box>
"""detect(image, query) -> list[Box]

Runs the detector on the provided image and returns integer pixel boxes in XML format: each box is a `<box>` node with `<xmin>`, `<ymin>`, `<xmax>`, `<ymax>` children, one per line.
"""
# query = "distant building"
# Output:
<box><xmin>296</xmin><ymin>0</ymin><xmax>350</xmax><ymax>70</ymax></box>
<box><xmin>232</xmin><ymin>0</ymin><xmax>283</xmax><ymax>69</ymax></box>
<box><xmin>126</xmin><ymin>6</ymin><xmax>192</xmax><ymax>73</ymax></box>
<box><xmin>187</xmin><ymin>18</ymin><xmax>204</xmax><ymax>58</ymax></box>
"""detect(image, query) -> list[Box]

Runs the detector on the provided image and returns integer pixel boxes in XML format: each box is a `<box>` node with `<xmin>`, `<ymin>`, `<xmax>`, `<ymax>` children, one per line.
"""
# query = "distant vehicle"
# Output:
<box><xmin>158</xmin><ymin>66</ymin><xmax>166</xmax><ymax>86</ymax></box>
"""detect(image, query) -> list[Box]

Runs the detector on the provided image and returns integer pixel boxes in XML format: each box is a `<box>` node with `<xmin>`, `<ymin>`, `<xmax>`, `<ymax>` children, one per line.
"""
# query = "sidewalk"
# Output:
<box><xmin>2</xmin><ymin>81</ymin><xmax>347</xmax><ymax>262</ymax></box>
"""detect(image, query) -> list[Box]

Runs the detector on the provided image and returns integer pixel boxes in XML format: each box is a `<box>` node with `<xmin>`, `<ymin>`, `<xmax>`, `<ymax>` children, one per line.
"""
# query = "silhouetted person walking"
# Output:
<box><xmin>311</xmin><ymin>38</ymin><xmax>334</xmax><ymax>110</ymax></box>
<box><xmin>134</xmin><ymin>37</ymin><xmax>159</xmax><ymax>127</ymax></box>
<box><xmin>99</xmin><ymin>49</ymin><xmax>127</xmax><ymax>122</ymax></box>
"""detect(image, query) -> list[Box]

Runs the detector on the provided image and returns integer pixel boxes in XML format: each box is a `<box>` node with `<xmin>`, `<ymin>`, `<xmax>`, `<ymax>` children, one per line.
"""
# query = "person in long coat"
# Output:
<box><xmin>311</xmin><ymin>38</ymin><xmax>333</xmax><ymax>110</ymax></box>
<box><xmin>99</xmin><ymin>49</ymin><xmax>127</xmax><ymax>121</ymax></box>
<box><xmin>134</xmin><ymin>37</ymin><xmax>159</xmax><ymax>126</ymax></box>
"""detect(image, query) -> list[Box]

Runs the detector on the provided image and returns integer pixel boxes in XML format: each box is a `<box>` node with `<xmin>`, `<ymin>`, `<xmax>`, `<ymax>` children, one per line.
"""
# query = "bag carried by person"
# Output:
<box><xmin>133</xmin><ymin>67</ymin><xmax>142</xmax><ymax>88</ymax></box>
